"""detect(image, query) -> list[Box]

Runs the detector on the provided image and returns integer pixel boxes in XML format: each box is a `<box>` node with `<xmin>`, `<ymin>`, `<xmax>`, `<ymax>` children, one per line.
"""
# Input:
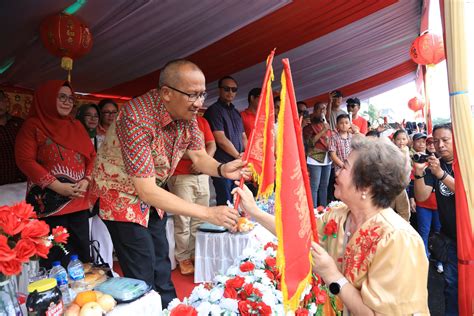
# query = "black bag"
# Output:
<box><xmin>26</xmin><ymin>177</ymin><xmax>73</xmax><ymax>217</ymax></box>
<box><xmin>428</xmin><ymin>232</ymin><xmax>449</xmax><ymax>263</ymax></box>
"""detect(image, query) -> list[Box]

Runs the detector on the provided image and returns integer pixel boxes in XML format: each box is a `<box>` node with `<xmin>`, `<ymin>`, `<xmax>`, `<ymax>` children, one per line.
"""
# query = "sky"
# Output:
<box><xmin>359</xmin><ymin>0</ymin><xmax>473</xmax><ymax>123</ymax></box>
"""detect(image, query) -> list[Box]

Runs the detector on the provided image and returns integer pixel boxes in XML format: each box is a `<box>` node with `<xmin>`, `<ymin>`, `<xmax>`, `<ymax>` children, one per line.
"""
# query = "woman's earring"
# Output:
<box><xmin>361</xmin><ymin>192</ymin><xmax>367</xmax><ymax>200</ymax></box>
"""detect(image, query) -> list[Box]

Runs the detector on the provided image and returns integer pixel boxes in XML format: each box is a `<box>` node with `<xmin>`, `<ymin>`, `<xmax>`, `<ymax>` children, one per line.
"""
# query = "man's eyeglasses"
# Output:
<box><xmin>220</xmin><ymin>86</ymin><xmax>238</xmax><ymax>93</ymax></box>
<box><xmin>101</xmin><ymin>111</ymin><xmax>118</xmax><ymax>116</ymax></box>
<box><xmin>165</xmin><ymin>85</ymin><xmax>207</xmax><ymax>103</ymax></box>
<box><xmin>58</xmin><ymin>93</ymin><xmax>75</xmax><ymax>104</ymax></box>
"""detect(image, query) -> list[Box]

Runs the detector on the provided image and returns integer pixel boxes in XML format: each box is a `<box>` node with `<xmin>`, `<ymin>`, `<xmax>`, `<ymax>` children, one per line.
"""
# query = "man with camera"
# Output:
<box><xmin>413</xmin><ymin>123</ymin><xmax>457</xmax><ymax>315</ymax></box>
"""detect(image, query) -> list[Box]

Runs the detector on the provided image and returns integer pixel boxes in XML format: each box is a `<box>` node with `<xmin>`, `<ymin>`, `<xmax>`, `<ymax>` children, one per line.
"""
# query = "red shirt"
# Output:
<box><xmin>240</xmin><ymin>108</ymin><xmax>257</xmax><ymax>139</ymax></box>
<box><xmin>15</xmin><ymin>123</ymin><xmax>94</xmax><ymax>216</ymax></box>
<box><xmin>352</xmin><ymin>116</ymin><xmax>368</xmax><ymax>135</ymax></box>
<box><xmin>174</xmin><ymin>116</ymin><xmax>214</xmax><ymax>175</ymax></box>
<box><xmin>92</xmin><ymin>90</ymin><xmax>204</xmax><ymax>227</ymax></box>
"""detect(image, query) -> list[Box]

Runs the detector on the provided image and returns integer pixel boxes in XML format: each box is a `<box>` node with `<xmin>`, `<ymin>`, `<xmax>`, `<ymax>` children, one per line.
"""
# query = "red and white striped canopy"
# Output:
<box><xmin>0</xmin><ymin>0</ymin><xmax>422</xmax><ymax>109</ymax></box>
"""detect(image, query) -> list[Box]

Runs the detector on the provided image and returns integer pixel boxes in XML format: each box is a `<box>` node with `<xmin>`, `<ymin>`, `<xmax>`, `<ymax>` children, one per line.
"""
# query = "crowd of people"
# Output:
<box><xmin>0</xmin><ymin>58</ymin><xmax>458</xmax><ymax>314</ymax></box>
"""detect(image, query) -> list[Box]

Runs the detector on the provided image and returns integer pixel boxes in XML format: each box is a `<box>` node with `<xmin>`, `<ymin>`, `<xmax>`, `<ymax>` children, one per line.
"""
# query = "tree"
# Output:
<box><xmin>362</xmin><ymin>104</ymin><xmax>380</xmax><ymax>126</ymax></box>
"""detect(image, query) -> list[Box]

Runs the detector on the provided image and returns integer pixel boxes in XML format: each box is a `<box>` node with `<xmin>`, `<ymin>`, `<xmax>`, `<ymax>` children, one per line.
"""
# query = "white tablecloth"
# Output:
<box><xmin>0</xmin><ymin>182</ymin><xmax>27</xmax><ymax>206</ymax></box>
<box><xmin>107</xmin><ymin>290</ymin><xmax>162</xmax><ymax>315</ymax></box>
<box><xmin>194</xmin><ymin>225</ymin><xmax>275</xmax><ymax>283</ymax></box>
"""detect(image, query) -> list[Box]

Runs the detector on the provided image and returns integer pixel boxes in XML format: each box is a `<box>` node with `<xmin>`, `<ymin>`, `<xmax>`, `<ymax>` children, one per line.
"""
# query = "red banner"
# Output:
<box><xmin>245</xmin><ymin>50</ymin><xmax>276</xmax><ymax>198</ymax></box>
<box><xmin>275</xmin><ymin>58</ymin><xmax>318</xmax><ymax>311</ymax></box>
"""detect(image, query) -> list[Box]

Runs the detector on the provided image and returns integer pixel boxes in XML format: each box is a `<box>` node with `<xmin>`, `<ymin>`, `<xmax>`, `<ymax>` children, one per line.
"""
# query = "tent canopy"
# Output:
<box><xmin>0</xmin><ymin>0</ymin><xmax>421</xmax><ymax>109</ymax></box>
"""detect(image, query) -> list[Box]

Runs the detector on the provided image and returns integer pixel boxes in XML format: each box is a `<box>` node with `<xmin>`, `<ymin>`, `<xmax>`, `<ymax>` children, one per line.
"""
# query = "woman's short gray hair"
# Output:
<box><xmin>351</xmin><ymin>136</ymin><xmax>411</xmax><ymax>208</ymax></box>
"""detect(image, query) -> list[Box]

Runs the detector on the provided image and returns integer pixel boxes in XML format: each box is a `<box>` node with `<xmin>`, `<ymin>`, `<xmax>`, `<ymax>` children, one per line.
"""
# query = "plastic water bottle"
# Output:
<box><xmin>49</xmin><ymin>261</ymin><xmax>71</xmax><ymax>305</ymax></box>
<box><xmin>67</xmin><ymin>254</ymin><xmax>86</xmax><ymax>293</ymax></box>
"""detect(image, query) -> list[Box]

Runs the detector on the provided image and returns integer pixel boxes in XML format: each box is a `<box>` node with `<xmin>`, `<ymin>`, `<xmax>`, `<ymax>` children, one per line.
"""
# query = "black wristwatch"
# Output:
<box><xmin>329</xmin><ymin>277</ymin><xmax>349</xmax><ymax>295</ymax></box>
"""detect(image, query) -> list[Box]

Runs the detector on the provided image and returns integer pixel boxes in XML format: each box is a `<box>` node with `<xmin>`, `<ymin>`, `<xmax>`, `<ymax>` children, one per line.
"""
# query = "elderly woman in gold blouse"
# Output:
<box><xmin>233</xmin><ymin>137</ymin><xmax>429</xmax><ymax>315</ymax></box>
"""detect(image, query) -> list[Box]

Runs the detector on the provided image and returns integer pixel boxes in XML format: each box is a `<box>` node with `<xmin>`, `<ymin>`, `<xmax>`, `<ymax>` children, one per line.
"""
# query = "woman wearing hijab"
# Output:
<box><xmin>16</xmin><ymin>80</ymin><xmax>96</xmax><ymax>268</ymax></box>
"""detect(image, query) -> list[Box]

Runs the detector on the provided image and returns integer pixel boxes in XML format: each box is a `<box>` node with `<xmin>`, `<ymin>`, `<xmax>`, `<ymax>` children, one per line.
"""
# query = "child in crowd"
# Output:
<box><xmin>328</xmin><ymin>114</ymin><xmax>352</xmax><ymax>172</ymax></box>
<box><xmin>393</xmin><ymin>129</ymin><xmax>411</xmax><ymax>160</ymax></box>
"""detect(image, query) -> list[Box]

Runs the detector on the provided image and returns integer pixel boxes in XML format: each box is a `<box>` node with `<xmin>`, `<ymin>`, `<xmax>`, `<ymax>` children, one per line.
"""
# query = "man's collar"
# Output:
<box><xmin>217</xmin><ymin>98</ymin><xmax>234</xmax><ymax>109</ymax></box>
<box><xmin>150</xmin><ymin>91</ymin><xmax>173</xmax><ymax>128</ymax></box>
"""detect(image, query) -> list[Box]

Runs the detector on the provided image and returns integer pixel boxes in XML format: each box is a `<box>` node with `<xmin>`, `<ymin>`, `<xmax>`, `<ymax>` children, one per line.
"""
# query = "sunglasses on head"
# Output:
<box><xmin>220</xmin><ymin>86</ymin><xmax>238</xmax><ymax>93</ymax></box>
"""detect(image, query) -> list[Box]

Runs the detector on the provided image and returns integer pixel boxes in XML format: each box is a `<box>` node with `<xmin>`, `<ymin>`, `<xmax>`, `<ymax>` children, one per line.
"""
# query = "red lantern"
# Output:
<box><xmin>40</xmin><ymin>13</ymin><xmax>93</xmax><ymax>81</ymax></box>
<box><xmin>408</xmin><ymin>96</ymin><xmax>425</xmax><ymax>112</ymax></box>
<box><xmin>410</xmin><ymin>33</ymin><xmax>445</xmax><ymax>65</ymax></box>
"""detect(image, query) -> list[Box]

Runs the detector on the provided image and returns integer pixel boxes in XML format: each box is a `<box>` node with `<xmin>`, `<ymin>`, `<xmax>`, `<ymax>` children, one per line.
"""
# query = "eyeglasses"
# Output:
<box><xmin>58</xmin><ymin>93</ymin><xmax>75</xmax><ymax>104</ymax></box>
<box><xmin>83</xmin><ymin>114</ymin><xmax>99</xmax><ymax>119</ymax></box>
<box><xmin>165</xmin><ymin>85</ymin><xmax>207</xmax><ymax>103</ymax></box>
<box><xmin>101</xmin><ymin>111</ymin><xmax>118</xmax><ymax>116</ymax></box>
<box><xmin>220</xmin><ymin>86</ymin><xmax>238</xmax><ymax>93</ymax></box>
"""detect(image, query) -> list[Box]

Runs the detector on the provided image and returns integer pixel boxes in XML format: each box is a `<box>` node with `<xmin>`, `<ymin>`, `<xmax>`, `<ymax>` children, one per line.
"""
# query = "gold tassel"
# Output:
<box><xmin>61</xmin><ymin>57</ymin><xmax>73</xmax><ymax>82</ymax></box>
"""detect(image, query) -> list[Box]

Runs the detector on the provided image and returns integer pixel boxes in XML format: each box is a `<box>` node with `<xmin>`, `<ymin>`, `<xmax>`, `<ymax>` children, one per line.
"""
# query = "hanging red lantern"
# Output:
<box><xmin>409</xmin><ymin>33</ymin><xmax>445</xmax><ymax>65</ymax></box>
<box><xmin>408</xmin><ymin>96</ymin><xmax>425</xmax><ymax>112</ymax></box>
<box><xmin>40</xmin><ymin>13</ymin><xmax>93</xmax><ymax>81</ymax></box>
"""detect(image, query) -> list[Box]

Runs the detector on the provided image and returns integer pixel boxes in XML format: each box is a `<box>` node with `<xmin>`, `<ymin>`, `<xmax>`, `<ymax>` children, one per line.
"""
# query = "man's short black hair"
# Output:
<box><xmin>336</xmin><ymin>113</ymin><xmax>350</xmax><ymax>123</ymax></box>
<box><xmin>247</xmin><ymin>88</ymin><xmax>261</xmax><ymax>104</ymax></box>
<box><xmin>366</xmin><ymin>130</ymin><xmax>380</xmax><ymax>137</ymax></box>
<box><xmin>218</xmin><ymin>76</ymin><xmax>238</xmax><ymax>88</ymax></box>
<box><xmin>346</xmin><ymin>97</ymin><xmax>360</xmax><ymax>106</ymax></box>
<box><xmin>297</xmin><ymin>101</ymin><xmax>307</xmax><ymax>106</ymax></box>
<box><xmin>433</xmin><ymin>122</ymin><xmax>452</xmax><ymax>134</ymax></box>
<box><xmin>331</xmin><ymin>90</ymin><xmax>343</xmax><ymax>98</ymax></box>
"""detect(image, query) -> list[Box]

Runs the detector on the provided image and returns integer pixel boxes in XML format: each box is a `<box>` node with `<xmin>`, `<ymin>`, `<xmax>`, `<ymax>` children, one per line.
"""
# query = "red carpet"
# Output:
<box><xmin>113</xmin><ymin>262</ymin><xmax>197</xmax><ymax>301</ymax></box>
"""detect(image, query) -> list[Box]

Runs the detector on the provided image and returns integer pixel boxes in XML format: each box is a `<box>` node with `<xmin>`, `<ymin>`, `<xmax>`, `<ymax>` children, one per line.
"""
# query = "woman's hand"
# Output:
<box><xmin>232</xmin><ymin>183</ymin><xmax>259</xmax><ymax>217</ymax></box>
<box><xmin>52</xmin><ymin>182</ymin><xmax>85</xmax><ymax>198</ymax></box>
<box><xmin>74</xmin><ymin>179</ymin><xmax>89</xmax><ymax>192</ymax></box>
<box><xmin>311</xmin><ymin>241</ymin><xmax>342</xmax><ymax>284</ymax></box>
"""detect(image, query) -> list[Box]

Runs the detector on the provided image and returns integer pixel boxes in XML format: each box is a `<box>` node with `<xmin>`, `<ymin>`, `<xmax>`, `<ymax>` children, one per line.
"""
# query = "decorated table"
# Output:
<box><xmin>194</xmin><ymin>224</ymin><xmax>275</xmax><ymax>283</ymax></box>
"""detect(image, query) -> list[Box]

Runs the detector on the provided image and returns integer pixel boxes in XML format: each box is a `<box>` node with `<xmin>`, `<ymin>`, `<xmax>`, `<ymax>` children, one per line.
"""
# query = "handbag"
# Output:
<box><xmin>428</xmin><ymin>232</ymin><xmax>449</xmax><ymax>263</ymax></box>
<box><xmin>25</xmin><ymin>177</ymin><xmax>73</xmax><ymax>217</ymax></box>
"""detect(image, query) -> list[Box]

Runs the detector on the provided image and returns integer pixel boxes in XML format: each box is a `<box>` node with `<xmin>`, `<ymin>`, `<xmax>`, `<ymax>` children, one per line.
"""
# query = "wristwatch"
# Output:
<box><xmin>329</xmin><ymin>277</ymin><xmax>349</xmax><ymax>295</ymax></box>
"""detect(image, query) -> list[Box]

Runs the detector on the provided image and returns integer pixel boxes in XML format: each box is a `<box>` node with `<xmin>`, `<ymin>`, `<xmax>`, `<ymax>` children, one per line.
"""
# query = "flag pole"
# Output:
<box><xmin>234</xmin><ymin>49</ymin><xmax>276</xmax><ymax>213</ymax></box>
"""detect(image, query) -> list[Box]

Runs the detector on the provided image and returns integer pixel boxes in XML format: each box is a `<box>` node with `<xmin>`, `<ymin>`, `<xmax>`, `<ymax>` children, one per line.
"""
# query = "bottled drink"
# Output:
<box><xmin>67</xmin><ymin>254</ymin><xmax>86</xmax><ymax>293</ymax></box>
<box><xmin>49</xmin><ymin>261</ymin><xmax>71</xmax><ymax>305</ymax></box>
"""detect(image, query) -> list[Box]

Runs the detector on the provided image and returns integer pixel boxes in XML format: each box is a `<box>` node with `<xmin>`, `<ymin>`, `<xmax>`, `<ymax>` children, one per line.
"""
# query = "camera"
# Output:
<box><xmin>413</xmin><ymin>152</ymin><xmax>432</xmax><ymax>163</ymax></box>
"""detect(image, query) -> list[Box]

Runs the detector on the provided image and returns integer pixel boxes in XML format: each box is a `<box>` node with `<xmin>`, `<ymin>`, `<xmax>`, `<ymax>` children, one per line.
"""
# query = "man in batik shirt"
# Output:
<box><xmin>92</xmin><ymin>60</ymin><xmax>247</xmax><ymax>308</ymax></box>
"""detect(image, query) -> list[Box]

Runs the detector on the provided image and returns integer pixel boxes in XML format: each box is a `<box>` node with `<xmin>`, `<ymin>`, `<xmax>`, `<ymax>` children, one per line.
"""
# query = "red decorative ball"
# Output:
<box><xmin>408</xmin><ymin>96</ymin><xmax>425</xmax><ymax>112</ymax></box>
<box><xmin>40</xmin><ymin>13</ymin><xmax>93</xmax><ymax>60</ymax></box>
<box><xmin>410</xmin><ymin>33</ymin><xmax>445</xmax><ymax>65</ymax></box>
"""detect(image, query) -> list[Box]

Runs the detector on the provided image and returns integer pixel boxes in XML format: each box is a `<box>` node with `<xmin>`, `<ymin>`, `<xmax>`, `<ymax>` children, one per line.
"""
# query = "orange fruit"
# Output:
<box><xmin>74</xmin><ymin>290</ymin><xmax>97</xmax><ymax>307</ymax></box>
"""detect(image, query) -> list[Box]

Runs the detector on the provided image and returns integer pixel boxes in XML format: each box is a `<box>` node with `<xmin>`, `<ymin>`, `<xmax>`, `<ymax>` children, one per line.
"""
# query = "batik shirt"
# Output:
<box><xmin>92</xmin><ymin>89</ymin><xmax>204</xmax><ymax>227</ymax></box>
<box><xmin>318</xmin><ymin>203</ymin><xmax>429</xmax><ymax>315</ymax></box>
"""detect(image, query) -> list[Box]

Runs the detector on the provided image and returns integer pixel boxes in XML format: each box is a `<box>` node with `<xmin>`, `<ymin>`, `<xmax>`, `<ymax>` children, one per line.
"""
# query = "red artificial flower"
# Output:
<box><xmin>225</xmin><ymin>275</ymin><xmax>245</xmax><ymax>289</ymax></box>
<box><xmin>296</xmin><ymin>307</ymin><xmax>310</xmax><ymax>316</ymax></box>
<box><xmin>52</xmin><ymin>226</ymin><xmax>69</xmax><ymax>244</ymax></box>
<box><xmin>256</xmin><ymin>301</ymin><xmax>272</xmax><ymax>315</ymax></box>
<box><xmin>264</xmin><ymin>269</ymin><xmax>275</xmax><ymax>281</ymax></box>
<box><xmin>14</xmin><ymin>239</ymin><xmax>36</xmax><ymax>263</ymax></box>
<box><xmin>315</xmin><ymin>289</ymin><xmax>328</xmax><ymax>304</ymax></box>
<box><xmin>239</xmin><ymin>283</ymin><xmax>262</xmax><ymax>300</ymax></box>
<box><xmin>264</xmin><ymin>256</ymin><xmax>276</xmax><ymax>269</ymax></box>
<box><xmin>238</xmin><ymin>300</ymin><xmax>253</xmax><ymax>316</ymax></box>
<box><xmin>240</xmin><ymin>261</ymin><xmax>255</xmax><ymax>273</ymax></box>
<box><xmin>35</xmin><ymin>239</ymin><xmax>52</xmax><ymax>259</ymax></box>
<box><xmin>223</xmin><ymin>286</ymin><xmax>238</xmax><ymax>299</ymax></box>
<box><xmin>323</xmin><ymin>219</ymin><xmax>338</xmax><ymax>238</ymax></box>
<box><xmin>0</xmin><ymin>235</ymin><xmax>16</xmax><ymax>262</ymax></box>
<box><xmin>10</xmin><ymin>201</ymin><xmax>36</xmax><ymax>220</ymax></box>
<box><xmin>21</xmin><ymin>220</ymin><xmax>50</xmax><ymax>241</ymax></box>
<box><xmin>263</xmin><ymin>242</ymin><xmax>277</xmax><ymax>251</ymax></box>
<box><xmin>316</xmin><ymin>205</ymin><xmax>325</xmax><ymax>214</ymax></box>
<box><xmin>0</xmin><ymin>211</ymin><xmax>25</xmax><ymax>236</ymax></box>
<box><xmin>170</xmin><ymin>304</ymin><xmax>197</xmax><ymax>316</ymax></box>
<box><xmin>0</xmin><ymin>259</ymin><xmax>22</xmax><ymax>276</ymax></box>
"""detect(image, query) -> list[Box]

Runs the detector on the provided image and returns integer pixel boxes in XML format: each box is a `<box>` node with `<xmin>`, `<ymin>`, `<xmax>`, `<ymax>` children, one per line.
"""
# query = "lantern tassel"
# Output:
<box><xmin>61</xmin><ymin>57</ymin><xmax>73</xmax><ymax>82</ymax></box>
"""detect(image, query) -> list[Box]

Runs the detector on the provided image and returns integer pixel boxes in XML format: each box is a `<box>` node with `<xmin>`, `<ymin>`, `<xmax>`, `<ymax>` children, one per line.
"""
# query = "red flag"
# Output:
<box><xmin>275</xmin><ymin>58</ymin><xmax>318</xmax><ymax>312</ymax></box>
<box><xmin>235</xmin><ymin>50</ymin><xmax>275</xmax><ymax>211</ymax></box>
